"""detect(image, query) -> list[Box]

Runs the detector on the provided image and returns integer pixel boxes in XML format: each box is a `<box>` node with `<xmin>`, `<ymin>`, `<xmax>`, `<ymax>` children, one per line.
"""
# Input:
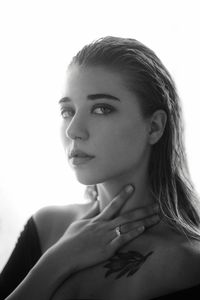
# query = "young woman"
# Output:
<box><xmin>1</xmin><ymin>36</ymin><xmax>200</xmax><ymax>299</ymax></box>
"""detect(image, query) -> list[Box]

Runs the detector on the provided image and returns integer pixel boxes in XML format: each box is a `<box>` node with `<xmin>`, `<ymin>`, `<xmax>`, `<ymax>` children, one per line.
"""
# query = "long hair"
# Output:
<box><xmin>69</xmin><ymin>36</ymin><xmax>200</xmax><ymax>239</ymax></box>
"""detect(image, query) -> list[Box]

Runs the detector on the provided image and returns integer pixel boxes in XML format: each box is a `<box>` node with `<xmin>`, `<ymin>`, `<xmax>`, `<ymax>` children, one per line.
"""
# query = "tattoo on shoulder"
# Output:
<box><xmin>103</xmin><ymin>250</ymin><xmax>153</xmax><ymax>279</ymax></box>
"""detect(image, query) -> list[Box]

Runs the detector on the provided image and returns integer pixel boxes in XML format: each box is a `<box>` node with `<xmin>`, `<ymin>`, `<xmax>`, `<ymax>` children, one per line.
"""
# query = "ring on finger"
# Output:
<box><xmin>115</xmin><ymin>224</ymin><xmax>122</xmax><ymax>237</ymax></box>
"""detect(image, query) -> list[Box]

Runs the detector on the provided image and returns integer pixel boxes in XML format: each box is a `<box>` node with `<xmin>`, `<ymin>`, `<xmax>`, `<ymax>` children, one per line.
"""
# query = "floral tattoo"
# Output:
<box><xmin>104</xmin><ymin>250</ymin><xmax>153</xmax><ymax>279</ymax></box>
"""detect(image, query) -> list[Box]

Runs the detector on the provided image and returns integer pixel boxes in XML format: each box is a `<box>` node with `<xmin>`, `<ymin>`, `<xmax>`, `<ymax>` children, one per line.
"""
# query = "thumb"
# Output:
<box><xmin>81</xmin><ymin>201</ymin><xmax>100</xmax><ymax>219</ymax></box>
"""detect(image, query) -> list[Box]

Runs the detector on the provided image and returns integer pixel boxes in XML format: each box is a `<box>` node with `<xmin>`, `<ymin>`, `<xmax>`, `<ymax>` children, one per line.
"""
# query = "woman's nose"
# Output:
<box><xmin>65</xmin><ymin>112</ymin><xmax>89</xmax><ymax>141</ymax></box>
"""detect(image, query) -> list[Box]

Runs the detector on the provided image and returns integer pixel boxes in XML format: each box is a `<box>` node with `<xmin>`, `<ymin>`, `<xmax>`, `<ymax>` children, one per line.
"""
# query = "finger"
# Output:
<box><xmin>108</xmin><ymin>214</ymin><xmax>160</xmax><ymax>241</ymax></box>
<box><xmin>110</xmin><ymin>203</ymin><xmax>159</xmax><ymax>228</ymax></box>
<box><xmin>110</xmin><ymin>225</ymin><xmax>146</xmax><ymax>249</ymax></box>
<box><xmin>97</xmin><ymin>184</ymin><xmax>135</xmax><ymax>221</ymax></box>
<box><xmin>81</xmin><ymin>201</ymin><xmax>100</xmax><ymax>219</ymax></box>
<box><xmin>118</xmin><ymin>214</ymin><xmax>160</xmax><ymax>234</ymax></box>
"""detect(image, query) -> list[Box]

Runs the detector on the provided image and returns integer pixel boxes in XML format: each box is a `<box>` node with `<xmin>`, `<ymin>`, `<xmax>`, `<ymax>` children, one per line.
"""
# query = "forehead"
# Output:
<box><xmin>61</xmin><ymin>65</ymin><xmax>145</xmax><ymax>120</ymax></box>
<box><xmin>63</xmin><ymin>65</ymin><xmax>130</xmax><ymax>97</ymax></box>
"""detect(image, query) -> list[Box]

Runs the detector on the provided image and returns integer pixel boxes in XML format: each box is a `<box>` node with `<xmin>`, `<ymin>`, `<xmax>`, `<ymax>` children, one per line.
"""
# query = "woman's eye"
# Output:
<box><xmin>92</xmin><ymin>104</ymin><xmax>114</xmax><ymax>115</ymax></box>
<box><xmin>60</xmin><ymin>104</ymin><xmax>114</xmax><ymax>119</ymax></box>
<box><xmin>60</xmin><ymin>108</ymin><xmax>74</xmax><ymax>119</ymax></box>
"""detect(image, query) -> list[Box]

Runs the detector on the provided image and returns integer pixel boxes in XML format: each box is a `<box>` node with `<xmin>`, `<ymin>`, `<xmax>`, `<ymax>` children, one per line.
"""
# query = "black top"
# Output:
<box><xmin>0</xmin><ymin>217</ymin><xmax>200</xmax><ymax>299</ymax></box>
<box><xmin>0</xmin><ymin>217</ymin><xmax>41</xmax><ymax>299</ymax></box>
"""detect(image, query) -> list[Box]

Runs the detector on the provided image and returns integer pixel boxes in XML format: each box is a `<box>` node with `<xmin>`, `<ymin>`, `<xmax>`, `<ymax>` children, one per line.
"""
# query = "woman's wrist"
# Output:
<box><xmin>4</xmin><ymin>246</ymin><xmax>74</xmax><ymax>300</ymax></box>
<box><xmin>43</xmin><ymin>241</ymin><xmax>78</xmax><ymax>287</ymax></box>
<box><xmin>6</xmin><ymin>243</ymin><xmax>77</xmax><ymax>300</ymax></box>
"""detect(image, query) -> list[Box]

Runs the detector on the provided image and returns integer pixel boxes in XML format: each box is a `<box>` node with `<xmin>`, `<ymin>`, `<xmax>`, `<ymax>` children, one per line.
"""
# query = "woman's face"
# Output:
<box><xmin>59</xmin><ymin>65</ymin><xmax>152</xmax><ymax>185</ymax></box>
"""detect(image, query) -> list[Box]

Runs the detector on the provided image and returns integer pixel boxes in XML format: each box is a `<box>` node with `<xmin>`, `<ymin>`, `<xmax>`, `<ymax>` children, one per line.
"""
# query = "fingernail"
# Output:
<box><xmin>137</xmin><ymin>225</ymin><xmax>145</xmax><ymax>232</ymax></box>
<box><xmin>125</xmin><ymin>184</ymin><xmax>134</xmax><ymax>193</ymax></box>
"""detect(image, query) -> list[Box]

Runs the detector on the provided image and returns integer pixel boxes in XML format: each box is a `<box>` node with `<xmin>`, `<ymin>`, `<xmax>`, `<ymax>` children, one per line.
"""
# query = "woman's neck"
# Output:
<box><xmin>96</xmin><ymin>166</ymin><xmax>155</xmax><ymax>215</ymax></box>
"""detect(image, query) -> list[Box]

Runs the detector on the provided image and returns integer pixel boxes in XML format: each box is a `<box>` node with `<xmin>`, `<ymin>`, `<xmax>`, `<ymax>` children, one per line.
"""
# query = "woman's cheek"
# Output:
<box><xmin>60</xmin><ymin>122</ymin><xmax>70</xmax><ymax>148</ymax></box>
<box><xmin>116</xmin><ymin>125</ymin><xmax>149</xmax><ymax>160</ymax></box>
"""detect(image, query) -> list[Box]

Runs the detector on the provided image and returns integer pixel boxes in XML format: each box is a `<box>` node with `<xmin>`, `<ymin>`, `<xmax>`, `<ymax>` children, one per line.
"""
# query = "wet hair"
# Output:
<box><xmin>69</xmin><ymin>36</ymin><xmax>200</xmax><ymax>239</ymax></box>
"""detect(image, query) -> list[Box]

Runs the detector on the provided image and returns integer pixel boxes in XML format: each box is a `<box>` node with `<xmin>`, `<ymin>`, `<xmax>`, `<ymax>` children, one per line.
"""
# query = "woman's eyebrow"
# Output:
<box><xmin>87</xmin><ymin>94</ymin><xmax>121</xmax><ymax>101</ymax></box>
<box><xmin>58</xmin><ymin>93</ymin><xmax>121</xmax><ymax>104</ymax></box>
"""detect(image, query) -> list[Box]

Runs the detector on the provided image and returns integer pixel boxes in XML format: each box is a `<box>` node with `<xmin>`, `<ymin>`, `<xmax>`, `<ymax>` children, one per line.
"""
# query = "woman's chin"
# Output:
<box><xmin>73</xmin><ymin>171</ymin><xmax>107</xmax><ymax>186</ymax></box>
<box><xmin>73</xmin><ymin>172</ymin><xmax>98</xmax><ymax>186</ymax></box>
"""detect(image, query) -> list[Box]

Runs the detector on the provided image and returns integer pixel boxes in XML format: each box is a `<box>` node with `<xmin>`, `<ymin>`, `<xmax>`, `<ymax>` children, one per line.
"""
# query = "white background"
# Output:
<box><xmin>0</xmin><ymin>0</ymin><xmax>200</xmax><ymax>270</ymax></box>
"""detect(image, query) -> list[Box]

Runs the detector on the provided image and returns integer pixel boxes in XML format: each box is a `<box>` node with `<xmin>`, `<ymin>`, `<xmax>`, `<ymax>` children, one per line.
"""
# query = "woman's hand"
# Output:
<box><xmin>54</xmin><ymin>184</ymin><xmax>160</xmax><ymax>272</ymax></box>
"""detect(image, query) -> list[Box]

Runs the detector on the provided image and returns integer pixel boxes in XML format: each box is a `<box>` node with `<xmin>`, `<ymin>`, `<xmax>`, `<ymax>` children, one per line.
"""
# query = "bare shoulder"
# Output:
<box><xmin>141</xmin><ymin>238</ymin><xmax>200</xmax><ymax>298</ymax></box>
<box><xmin>154</xmin><ymin>239</ymin><xmax>200</xmax><ymax>278</ymax></box>
<box><xmin>33</xmin><ymin>201</ymin><xmax>92</xmax><ymax>253</ymax></box>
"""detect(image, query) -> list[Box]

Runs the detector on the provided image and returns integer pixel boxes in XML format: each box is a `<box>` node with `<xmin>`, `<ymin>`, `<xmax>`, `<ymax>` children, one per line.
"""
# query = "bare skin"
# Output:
<box><xmin>34</xmin><ymin>197</ymin><xmax>200</xmax><ymax>300</ymax></box>
<box><xmin>5</xmin><ymin>185</ymin><xmax>161</xmax><ymax>300</ymax></box>
<box><xmin>39</xmin><ymin>65</ymin><xmax>200</xmax><ymax>299</ymax></box>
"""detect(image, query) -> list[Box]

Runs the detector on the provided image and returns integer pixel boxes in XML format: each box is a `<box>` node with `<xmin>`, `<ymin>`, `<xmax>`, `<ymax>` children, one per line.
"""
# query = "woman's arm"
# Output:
<box><xmin>4</xmin><ymin>243</ymin><xmax>76</xmax><ymax>300</ymax></box>
<box><xmin>4</xmin><ymin>184</ymin><xmax>159</xmax><ymax>299</ymax></box>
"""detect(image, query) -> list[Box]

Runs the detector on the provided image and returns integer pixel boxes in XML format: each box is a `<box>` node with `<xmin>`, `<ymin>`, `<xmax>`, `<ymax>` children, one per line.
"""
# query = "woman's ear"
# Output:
<box><xmin>148</xmin><ymin>110</ymin><xmax>167</xmax><ymax>145</ymax></box>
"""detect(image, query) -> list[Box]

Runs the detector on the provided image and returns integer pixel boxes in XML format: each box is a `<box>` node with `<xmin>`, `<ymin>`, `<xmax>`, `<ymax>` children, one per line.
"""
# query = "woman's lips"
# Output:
<box><xmin>69</xmin><ymin>149</ymin><xmax>94</xmax><ymax>159</ymax></box>
<box><xmin>70</xmin><ymin>156</ymin><xmax>95</xmax><ymax>166</ymax></box>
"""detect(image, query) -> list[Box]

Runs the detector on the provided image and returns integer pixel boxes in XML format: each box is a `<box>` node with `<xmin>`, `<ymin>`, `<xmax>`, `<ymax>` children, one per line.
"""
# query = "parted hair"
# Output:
<box><xmin>69</xmin><ymin>36</ymin><xmax>200</xmax><ymax>239</ymax></box>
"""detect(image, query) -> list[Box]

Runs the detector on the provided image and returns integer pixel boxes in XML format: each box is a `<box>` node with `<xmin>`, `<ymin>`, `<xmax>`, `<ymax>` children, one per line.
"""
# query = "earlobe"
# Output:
<box><xmin>148</xmin><ymin>110</ymin><xmax>167</xmax><ymax>145</ymax></box>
